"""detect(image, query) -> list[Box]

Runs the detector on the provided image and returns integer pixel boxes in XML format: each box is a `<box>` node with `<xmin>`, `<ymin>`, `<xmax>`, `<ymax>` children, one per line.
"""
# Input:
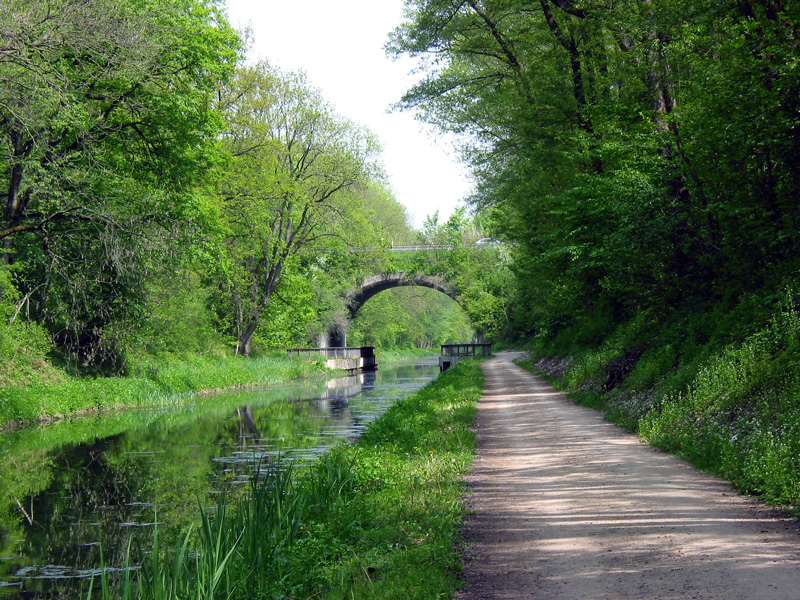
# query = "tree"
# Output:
<box><xmin>217</xmin><ymin>63</ymin><xmax>381</xmax><ymax>356</ymax></box>
<box><xmin>390</xmin><ymin>0</ymin><xmax>800</xmax><ymax>353</ymax></box>
<box><xmin>0</xmin><ymin>0</ymin><xmax>240</xmax><ymax>369</ymax></box>
<box><xmin>360</xmin><ymin>181</ymin><xmax>418</xmax><ymax>246</ymax></box>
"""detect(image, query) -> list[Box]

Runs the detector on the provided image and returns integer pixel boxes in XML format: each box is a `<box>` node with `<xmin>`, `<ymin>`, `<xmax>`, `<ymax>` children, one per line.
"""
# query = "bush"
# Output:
<box><xmin>0</xmin><ymin>267</ymin><xmax>65</xmax><ymax>389</ymax></box>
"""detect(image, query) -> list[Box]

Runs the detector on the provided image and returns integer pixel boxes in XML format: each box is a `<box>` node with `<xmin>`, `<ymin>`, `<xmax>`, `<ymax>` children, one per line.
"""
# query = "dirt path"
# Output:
<box><xmin>458</xmin><ymin>353</ymin><xmax>800</xmax><ymax>600</ymax></box>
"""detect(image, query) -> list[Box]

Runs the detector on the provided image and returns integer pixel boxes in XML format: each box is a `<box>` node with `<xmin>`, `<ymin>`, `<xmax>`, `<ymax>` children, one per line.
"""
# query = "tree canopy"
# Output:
<box><xmin>1</xmin><ymin>0</ymin><xmax>457</xmax><ymax>370</ymax></box>
<box><xmin>390</xmin><ymin>0</ymin><xmax>800</xmax><ymax>345</ymax></box>
<box><xmin>215</xmin><ymin>62</ymin><xmax>382</xmax><ymax>355</ymax></box>
<box><xmin>1</xmin><ymin>0</ymin><xmax>241</xmax><ymax>369</ymax></box>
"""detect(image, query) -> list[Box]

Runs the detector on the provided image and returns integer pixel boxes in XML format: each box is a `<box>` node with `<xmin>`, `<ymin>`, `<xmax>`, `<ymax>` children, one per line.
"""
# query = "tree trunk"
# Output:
<box><xmin>238</xmin><ymin>322</ymin><xmax>257</xmax><ymax>357</ymax></box>
<box><xmin>2</xmin><ymin>135</ymin><xmax>28</xmax><ymax>264</ymax></box>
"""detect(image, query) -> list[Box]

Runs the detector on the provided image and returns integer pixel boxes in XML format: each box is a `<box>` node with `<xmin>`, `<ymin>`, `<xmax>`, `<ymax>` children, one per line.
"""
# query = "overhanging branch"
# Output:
<box><xmin>0</xmin><ymin>224</ymin><xmax>41</xmax><ymax>240</ymax></box>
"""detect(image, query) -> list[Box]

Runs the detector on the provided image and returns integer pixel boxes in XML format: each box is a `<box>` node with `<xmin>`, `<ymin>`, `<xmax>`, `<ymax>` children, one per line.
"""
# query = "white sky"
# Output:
<box><xmin>223</xmin><ymin>0</ymin><xmax>472</xmax><ymax>229</ymax></box>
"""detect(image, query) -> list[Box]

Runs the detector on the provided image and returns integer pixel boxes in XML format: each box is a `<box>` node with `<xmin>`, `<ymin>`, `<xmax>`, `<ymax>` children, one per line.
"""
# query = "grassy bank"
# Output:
<box><xmin>0</xmin><ymin>346</ymin><xmax>438</xmax><ymax>428</ymax></box>
<box><xmin>378</xmin><ymin>347</ymin><xmax>438</xmax><ymax>365</ymax></box>
<box><xmin>0</xmin><ymin>353</ymin><xmax>326</xmax><ymax>428</ymax></box>
<box><xmin>92</xmin><ymin>359</ymin><xmax>484</xmax><ymax>600</ymax></box>
<box><xmin>518</xmin><ymin>290</ymin><xmax>800</xmax><ymax>512</ymax></box>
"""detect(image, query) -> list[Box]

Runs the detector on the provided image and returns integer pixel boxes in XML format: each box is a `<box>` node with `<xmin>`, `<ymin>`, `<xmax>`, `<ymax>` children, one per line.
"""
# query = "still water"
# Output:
<box><xmin>0</xmin><ymin>358</ymin><xmax>440</xmax><ymax>598</ymax></box>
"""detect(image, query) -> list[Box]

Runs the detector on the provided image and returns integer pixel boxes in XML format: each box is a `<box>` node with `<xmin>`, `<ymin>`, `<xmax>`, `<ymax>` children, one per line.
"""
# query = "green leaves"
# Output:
<box><xmin>214</xmin><ymin>62</ymin><xmax>384</xmax><ymax>354</ymax></box>
<box><xmin>0</xmin><ymin>0</ymin><xmax>242</xmax><ymax>369</ymax></box>
<box><xmin>392</xmin><ymin>0</ymin><xmax>800</xmax><ymax>348</ymax></box>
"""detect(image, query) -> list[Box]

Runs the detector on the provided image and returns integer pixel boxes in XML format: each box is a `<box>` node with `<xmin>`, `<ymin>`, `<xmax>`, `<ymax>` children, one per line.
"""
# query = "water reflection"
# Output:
<box><xmin>0</xmin><ymin>358</ymin><xmax>438</xmax><ymax>598</ymax></box>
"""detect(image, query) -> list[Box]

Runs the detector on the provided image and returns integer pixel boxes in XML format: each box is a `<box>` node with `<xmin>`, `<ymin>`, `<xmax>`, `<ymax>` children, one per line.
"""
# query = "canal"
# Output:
<box><xmin>0</xmin><ymin>357</ymin><xmax>440</xmax><ymax>598</ymax></box>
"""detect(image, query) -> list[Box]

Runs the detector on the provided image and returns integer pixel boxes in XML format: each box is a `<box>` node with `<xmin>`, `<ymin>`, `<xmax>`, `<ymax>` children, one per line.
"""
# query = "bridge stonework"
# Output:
<box><xmin>345</xmin><ymin>272</ymin><xmax>459</xmax><ymax>318</ymax></box>
<box><xmin>324</xmin><ymin>272</ymin><xmax>459</xmax><ymax>347</ymax></box>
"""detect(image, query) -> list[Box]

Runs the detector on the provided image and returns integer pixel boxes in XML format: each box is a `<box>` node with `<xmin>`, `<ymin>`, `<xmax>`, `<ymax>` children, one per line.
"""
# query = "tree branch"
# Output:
<box><xmin>0</xmin><ymin>223</ymin><xmax>41</xmax><ymax>240</ymax></box>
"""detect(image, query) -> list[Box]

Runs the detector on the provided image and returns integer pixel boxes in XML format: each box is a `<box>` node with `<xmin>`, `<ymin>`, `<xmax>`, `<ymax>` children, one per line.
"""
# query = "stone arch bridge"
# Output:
<box><xmin>325</xmin><ymin>272</ymin><xmax>460</xmax><ymax>347</ymax></box>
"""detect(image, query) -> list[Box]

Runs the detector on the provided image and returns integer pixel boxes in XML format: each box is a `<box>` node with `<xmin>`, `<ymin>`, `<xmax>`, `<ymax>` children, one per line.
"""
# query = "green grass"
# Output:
<box><xmin>0</xmin><ymin>346</ymin><xmax>438</xmax><ymax>428</ymax></box>
<box><xmin>290</xmin><ymin>359</ymin><xmax>481</xmax><ymax>600</ymax></box>
<box><xmin>91</xmin><ymin>359</ymin><xmax>484</xmax><ymax>600</ymax></box>
<box><xmin>0</xmin><ymin>353</ymin><xmax>328</xmax><ymax>427</ymax></box>
<box><xmin>377</xmin><ymin>347</ymin><xmax>438</xmax><ymax>365</ymax></box>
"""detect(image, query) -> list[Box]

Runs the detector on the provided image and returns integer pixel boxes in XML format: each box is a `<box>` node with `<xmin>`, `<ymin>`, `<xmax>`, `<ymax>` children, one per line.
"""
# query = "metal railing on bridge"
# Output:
<box><xmin>441</xmin><ymin>343</ymin><xmax>493</xmax><ymax>357</ymax></box>
<box><xmin>386</xmin><ymin>244</ymin><xmax>455</xmax><ymax>251</ymax></box>
<box><xmin>387</xmin><ymin>242</ymin><xmax>500</xmax><ymax>251</ymax></box>
<box><xmin>439</xmin><ymin>343</ymin><xmax>492</xmax><ymax>370</ymax></box>
<box><xmin>299</xmin><ymin>241</ymin><xmax>501</xmax><ymax>254</ymax></box>
<box><xmin>287</xmin><ymin>347</ymin><xmax>375</xmax><ymax>360</ymax></box>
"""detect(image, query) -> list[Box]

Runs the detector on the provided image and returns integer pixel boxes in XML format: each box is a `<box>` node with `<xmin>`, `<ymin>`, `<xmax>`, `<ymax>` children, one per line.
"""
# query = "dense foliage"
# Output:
<box><xmin>215</xmin><ymin>62</ymin><xmax>382</xmax><ymax>355</ymax></box>
<box><xmin>391</xmin><ymin>0</ymin><xmax>800</xmax><ymax>506</ymax></box>
<box><xmin>1</xmin><ymin>0</ymin><xmax>499</xmax><ymax>390</ymax></box>
<box><xmin>1</xmin><ymin>0</ymin><xmax>241</xmax><ymax>371</ymax></box>
<box><xmin>390</xmin><ymin>0</ymin><xmax>800</xmax><ymax>342</ymax></box>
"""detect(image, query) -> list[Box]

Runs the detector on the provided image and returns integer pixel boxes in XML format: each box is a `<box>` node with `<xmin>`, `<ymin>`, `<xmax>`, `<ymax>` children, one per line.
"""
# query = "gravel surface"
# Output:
<box><xmin>457</xmin><ymin>353</ymin><xmax>800</xmax><ymax>600</ymax></box>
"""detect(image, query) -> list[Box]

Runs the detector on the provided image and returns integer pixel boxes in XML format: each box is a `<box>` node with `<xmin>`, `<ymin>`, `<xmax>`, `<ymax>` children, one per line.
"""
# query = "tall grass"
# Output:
<box><xmin>89</xmin><ymin>359</ymin><xmax>484</xmax><ymax>599</ymax></box>
<box><xmin>126</xmin><ymin>353</ymin><xmax>322</xmax><ymax>393</ymax></box>
<box><xmin>94</xmin><ymin>464</ymin><xmax>306</xmax><ymax>600</ymax></box>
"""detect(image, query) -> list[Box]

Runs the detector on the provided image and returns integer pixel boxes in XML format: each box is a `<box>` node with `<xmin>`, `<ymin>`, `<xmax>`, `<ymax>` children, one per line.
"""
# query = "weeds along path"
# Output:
<box><xmin>459</xmin><ymin>352</ymin><xmax>800</xmax><ymax>600</ymax></box>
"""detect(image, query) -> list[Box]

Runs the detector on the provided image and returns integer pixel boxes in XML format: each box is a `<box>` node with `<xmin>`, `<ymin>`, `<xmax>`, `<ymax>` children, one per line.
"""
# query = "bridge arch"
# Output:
<box><xmin>325</xmin><ymin>272</ymin><xmax>460</xmax><ymax>347</ymax></box>
<box><xmin>345</xmin><ymin>272</ymin><xmax>459</xmax><ymax>318</ymax></box>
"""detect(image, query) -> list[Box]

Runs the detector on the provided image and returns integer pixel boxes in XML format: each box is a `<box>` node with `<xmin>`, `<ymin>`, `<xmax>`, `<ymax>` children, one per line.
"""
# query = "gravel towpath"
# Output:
<box><xmin>457</xmin><ymin>352</ymin><xmax>800</xmax><ymax>600</ymax></box>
